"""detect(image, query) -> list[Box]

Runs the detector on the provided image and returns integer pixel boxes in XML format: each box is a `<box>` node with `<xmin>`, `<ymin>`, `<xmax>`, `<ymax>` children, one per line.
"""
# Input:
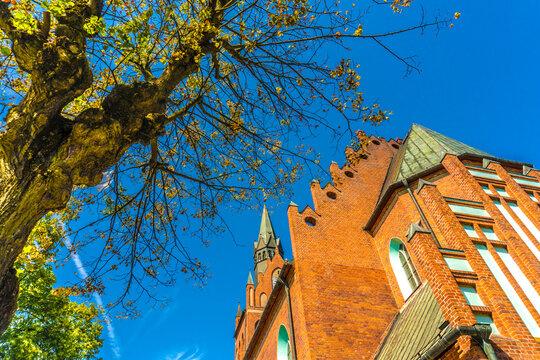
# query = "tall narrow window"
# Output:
<box><xmin>507</xmin><ymin>201</ymin><xmax>540</xmax><ymax>242</ymax></box>
<box><xmin>475</xmin><ymin>244</ymin><xmax>540</xmax><ymax>338</ymax></box>
<box><xmin>495</xmin><ymin>247</ymin><xmax>540</xmax><ymax>316</ymax></box>
<box><xmin>277</xmin><ymin>325</ymin><xmax>292</xmax><ymax>360</ymax></box>
<box><xmin>389</xmin><ymin>238</ymin><xmax>421</xmax><ymax>299</ymax></box>
<box><xmin>493</xmin><ymin>199</ymin><xmax>540</xmax><ymax>261</ymax></box>
<box><xmin>399</xmin><ymin>244</ymin><xmax>421</xmax><ymax>290</ymax></box>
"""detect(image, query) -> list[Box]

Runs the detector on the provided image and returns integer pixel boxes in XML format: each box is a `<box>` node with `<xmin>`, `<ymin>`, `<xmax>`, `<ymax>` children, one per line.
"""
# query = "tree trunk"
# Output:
<box><xmin>0</xmin><ymin>0</ymin><xmax>220</xmax><ymax>333</ymax></box>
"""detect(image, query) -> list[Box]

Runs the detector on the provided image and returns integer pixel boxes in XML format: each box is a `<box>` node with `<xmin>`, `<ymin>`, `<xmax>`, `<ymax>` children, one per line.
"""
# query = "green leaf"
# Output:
<box><xmin>0</xmin><ymin>46</ymin><xmax>10</xmax><ymax>56</ymax></box>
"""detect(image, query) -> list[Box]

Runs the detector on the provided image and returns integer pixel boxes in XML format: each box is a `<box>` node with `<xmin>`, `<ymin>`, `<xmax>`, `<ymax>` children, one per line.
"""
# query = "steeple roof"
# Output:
<box><xmin>247</xmin><ymin>272</ymin><xmax>254</xmax><ymax>285</ymax></box>
<box><xmin>387</xmin><ymin>124</ymin><xmax>491</xmax><ymax>184</ymax></box>
<box><xmin>254</xmin><ymin>205</ymin><xmax>282</xmax><ymax>254</ymax></box>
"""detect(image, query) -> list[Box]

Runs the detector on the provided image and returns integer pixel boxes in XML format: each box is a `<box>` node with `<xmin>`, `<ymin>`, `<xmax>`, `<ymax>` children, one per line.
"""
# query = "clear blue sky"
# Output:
<box><xmin>58</xmin><ymin>1</ymin><xmax>540</xmax><ymax>359</ymax></box>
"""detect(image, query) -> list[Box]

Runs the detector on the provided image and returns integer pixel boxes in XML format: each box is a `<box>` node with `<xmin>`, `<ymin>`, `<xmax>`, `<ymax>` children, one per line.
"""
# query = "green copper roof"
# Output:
<box><xmin>247</xmin><ymin>272</ymin><xmax>254</xmax><ymax>285</ymax></box>
<box><xmin>258</xmin><ymin>205</ymin><xmax>277</xmax><ymax>245</ymax></box>
<box><xmin>254</xmin><ymin>205</ymin><xmax>283</xmax><ymax>256</ymax></box>
<box><xmin>374</xmin><ymin>283</ymin><xmax>450</xmax><ymax>360</ymax></box>
<box><xmin>388</xmin><ymin>124</ymin><xmax>491</xmax><ymax>183</ymax></box>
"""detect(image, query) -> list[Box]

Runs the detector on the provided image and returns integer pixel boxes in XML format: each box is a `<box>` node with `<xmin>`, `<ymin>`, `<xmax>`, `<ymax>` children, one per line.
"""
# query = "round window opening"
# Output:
<box><xmin>372</xmin><ymin>139</ymin><xmax>381</xmax><ymax>145</ymax></box>
<box><xmin>305</xmin><ymin>216</ymin><xmax>316</xmax><ymax>226</ymax></box>
<box><xmin>392</xmin><ymin>144</ymin><xmax>400</xmax><ymax>149</ymax></box>
<box><xmin>344</xmin><ymin>171</ymin><xmax>354</xmax><ymax>178</ymax></box>
<box><xmin>326</xmin><ymin>191</ymin><xmax>337</xmax><ymax>200</ymax></box>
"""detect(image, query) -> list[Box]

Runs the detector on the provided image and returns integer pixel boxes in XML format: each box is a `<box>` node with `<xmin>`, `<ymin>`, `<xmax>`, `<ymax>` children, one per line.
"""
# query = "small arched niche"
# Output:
<box><xmin>389</xmin><ymin>238</ymin><xmax>421</xmax><ymax>300</ymax></box>
<box><xmin>260</xmin><ymin>293</ymin><xmax>268</xmax><ymax>307</ymax></box>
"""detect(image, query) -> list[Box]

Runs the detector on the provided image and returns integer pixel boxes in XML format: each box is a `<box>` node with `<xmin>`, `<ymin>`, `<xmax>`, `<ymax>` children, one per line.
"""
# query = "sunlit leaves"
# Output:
<box><xmin>0</xmin><ymin>218</ymin><xmax>103</xmax><ymax>359</ymax></box>
<box><xmin>0</xmin><ymin>0</ymin><xmax>450</xmax><ymax>316</ymax></box>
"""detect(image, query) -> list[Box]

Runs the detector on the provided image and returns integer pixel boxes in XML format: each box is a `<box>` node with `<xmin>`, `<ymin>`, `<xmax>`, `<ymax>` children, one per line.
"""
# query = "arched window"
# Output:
<box><xmin>389</xmin><ymin>238</ymin><xmax>421</xmax><ymax>299</ymax></box>
<box><xmin>249</xmin><ymin>287</ymin><xmax>254</xmax><ymax>307</ymax></box>
<box><xmin>277</xmin><ymin>325</ymin><xmax>292</xmax><ymax>360</ymax></box>
<box><xmin>260</xmin><ymin>293</ymin><xmax>268</xmax><ymax>307</ymax></box>
<box><xmin>272</xmin><ymin>268</ymin><xmax>281</xmax><ymax>288</ymax></box>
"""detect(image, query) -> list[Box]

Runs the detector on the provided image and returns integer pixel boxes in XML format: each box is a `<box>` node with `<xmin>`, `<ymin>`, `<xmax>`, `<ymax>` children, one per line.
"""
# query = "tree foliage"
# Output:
<box><xmin>0</xmin><ymin>0</ymin><xmax>452</xmax><ymax>329</ymax></box>
<box><xmin>0</xmin><ymin>217</ymin><xmax>103</xmax><ymax>359</ymax></box>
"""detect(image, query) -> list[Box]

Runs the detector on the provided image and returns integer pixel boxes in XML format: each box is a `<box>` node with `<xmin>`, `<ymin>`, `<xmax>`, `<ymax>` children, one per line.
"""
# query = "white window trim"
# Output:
<box><xmin>475</xmin><ymin>244</ymin><xmax>540</xmax><ymax>338</ymax></box>
<box><xmin>495</xmin><ymin>247</ymin><xmax>540</xmax><ymax>316</ymax></box>
<box><xmin>493</xmin><ymin>200</ymin><xmax>540</xmax><ymax>261</ymax></box>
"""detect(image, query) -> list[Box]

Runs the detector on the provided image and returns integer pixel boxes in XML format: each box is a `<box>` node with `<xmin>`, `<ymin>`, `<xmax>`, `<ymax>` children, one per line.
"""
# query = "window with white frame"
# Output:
<box><xmin>389</xmin><ymin>238</ymin><xmax>421</xmax><ymax>299</ymax></box>
<box><xmin>277</xmin><ymin>325</ymin><xmax>292</xmax><ymax>360</ymax></box>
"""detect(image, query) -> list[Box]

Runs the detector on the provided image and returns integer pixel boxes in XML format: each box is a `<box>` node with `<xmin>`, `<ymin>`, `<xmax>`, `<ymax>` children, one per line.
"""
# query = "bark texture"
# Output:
<box><xmin>0</xmin><ymin>0</ymin><xmax>216</xmax><ymax>334</ymax></box>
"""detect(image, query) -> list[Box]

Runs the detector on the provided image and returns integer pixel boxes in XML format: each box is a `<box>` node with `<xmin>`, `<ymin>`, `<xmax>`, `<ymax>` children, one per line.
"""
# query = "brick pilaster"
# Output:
<box><xmin>407</xmin><ymin>228</ymin><xmax>475</xmax><ymax>327</ymax></box>
<box><xmin>442</xmin><ymin>156</ymin><xmax>540</xmax><ymax>294</ymax></box>
<box><xmin>416</xmin><ymin>177</ymin><xmax>464</xmax><ymax>251</ymax></box>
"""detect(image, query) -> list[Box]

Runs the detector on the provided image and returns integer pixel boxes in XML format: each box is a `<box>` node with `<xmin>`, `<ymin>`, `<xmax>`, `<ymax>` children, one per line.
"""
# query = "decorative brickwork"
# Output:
<box><xmin>233</xmin><ymin>125</ymin><xmax>540</xmax><ymax>360</ymax></box>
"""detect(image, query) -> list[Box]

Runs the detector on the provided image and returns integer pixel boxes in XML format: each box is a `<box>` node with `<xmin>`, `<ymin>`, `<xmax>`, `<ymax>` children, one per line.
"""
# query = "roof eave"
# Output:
<box><xmin>364</xmin><ymin>153</ymin><xmax>533</xmax><ymax>232</ymax></box>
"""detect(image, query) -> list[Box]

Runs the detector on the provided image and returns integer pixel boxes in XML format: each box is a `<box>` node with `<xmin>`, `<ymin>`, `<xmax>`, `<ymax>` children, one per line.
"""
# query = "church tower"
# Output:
<box><xmin>234</xmin><ymin>205</ymin><xmax>285</xmax><ymax>360</ymax></box>
<box><xmin>233</xmin><ymin>124</ymin><xmax>540</xmax><ymax>360</ymax></box>
<box><xmin>253</xmin><ymin>205</ymin><xmax>284</xmax><ymax>286</ymax></box>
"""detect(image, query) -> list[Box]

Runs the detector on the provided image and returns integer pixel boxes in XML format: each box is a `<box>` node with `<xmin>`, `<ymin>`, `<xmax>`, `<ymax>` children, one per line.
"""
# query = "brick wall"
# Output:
<box><xmin>237</xmin><ymin>133</ymin><xmax>540</xmax><ymax>360</ymax></box>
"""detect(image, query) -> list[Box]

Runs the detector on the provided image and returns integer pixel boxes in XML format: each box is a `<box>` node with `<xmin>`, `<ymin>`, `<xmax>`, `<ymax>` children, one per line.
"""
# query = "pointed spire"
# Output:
<box><xmin>252</xmin><ymin>205</ymin><xmax>284</xmax><ymax>287</ymax></box>
<box><xmin>236</xmin><ymin>303</ymin><xmax>242</xmax><ymax>317</ymax></box>
<box><xmin>258</xmin><ymin>204</ymin><xmax>277</xmax><ymax>243</ymax></box>
<box><xmin>247</xmin><ymin>272</ymin><xmax>254</xmax><ymax>285</ymax></box>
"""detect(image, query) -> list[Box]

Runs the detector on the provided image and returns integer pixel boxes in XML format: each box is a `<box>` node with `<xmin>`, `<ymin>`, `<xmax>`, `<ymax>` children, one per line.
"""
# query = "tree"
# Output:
<box><xmin>0</xmin><ymin>217</ymin><xmax>103</xmax><ymax>359</ymax></box>
<box><xmin>0</xmin><ymin>0</ymin><xmax>452</xmax><ymax>332</ymax></box>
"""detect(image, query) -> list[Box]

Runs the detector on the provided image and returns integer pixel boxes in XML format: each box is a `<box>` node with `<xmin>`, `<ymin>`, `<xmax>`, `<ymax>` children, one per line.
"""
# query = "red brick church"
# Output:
<box><xmin>234</xmin><ymin>124</ymin><xmax>540</xmax><ymax>360</ymax></box>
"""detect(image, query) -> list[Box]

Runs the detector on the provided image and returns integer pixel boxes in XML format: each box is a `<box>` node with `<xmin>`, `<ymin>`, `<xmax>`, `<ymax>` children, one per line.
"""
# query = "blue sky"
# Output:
<box><xmin>57</xmin><ymin>1</ymin><xmax>540</xmax><ymax>359</ymax></box>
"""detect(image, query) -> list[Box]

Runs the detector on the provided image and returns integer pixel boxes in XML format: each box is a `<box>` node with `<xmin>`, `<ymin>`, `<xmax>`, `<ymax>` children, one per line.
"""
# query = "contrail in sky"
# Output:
<box><xmin>60</xmin><ymin>221</ymin><xmax>122</xmax><ymax>358</ymax></box>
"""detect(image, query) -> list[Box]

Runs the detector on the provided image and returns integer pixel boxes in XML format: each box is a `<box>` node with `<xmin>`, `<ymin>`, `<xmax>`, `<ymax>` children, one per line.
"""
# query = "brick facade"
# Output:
<box><xmin>234</xmin><ymin>125</ymin><xmax>540</xmax><ymax>360</ymax></box>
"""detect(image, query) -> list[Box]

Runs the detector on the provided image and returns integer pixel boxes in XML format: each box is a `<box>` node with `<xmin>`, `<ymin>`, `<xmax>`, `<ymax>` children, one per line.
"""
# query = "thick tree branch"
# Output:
<box><xmin>0</xmin><ymin>2</ymin><xmax>44</xmax><ymax>72</ymax></box>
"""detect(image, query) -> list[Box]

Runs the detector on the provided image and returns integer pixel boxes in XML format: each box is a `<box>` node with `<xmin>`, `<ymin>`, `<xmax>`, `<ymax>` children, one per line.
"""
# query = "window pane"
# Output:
<box><xmin>444</xmin><ymin>256</ymin><xmax>474</xmax><ymax>272</ymax></box>
<box><xmin>507</xmin><ymin>202</ymin><xmax>540</xmax><ymax>241</ymax></box>
<box><xmin>462</xmin><ymin>223</ymin><xmax>478</xmax><ymax>237</ymax></box>
<box><xmin>480</xmin><ymin>226</ymin><xmax>498</xmax><ymax>240</ymax></box>
<box><xmin>528</xmin><ymin>193</ymin><xmax>539</xmax><ymax>202</ymax></box>
<box><xmin>481</xmin><ymin>185</ymin><xmax>492</xmax><ymax>194</ymax></box>
<box><xmin>475</xmin><ymin>244</ymin><xmax>540</xmax><ymax>337</ymax></box>
<box><xmin>495</xmin><ymin>247</ymin><xmax>540</xmax><ymax>316</ymax></box>
<box><xmin>468</xmin><ymin>169</ymin><xmax>501</xmax><ymax>180</ymax></box>
<box><xmin>513</xmin><ymin>177</ymin><xmax>540</xmax><ymax>188</ymax></box>
<box><xmin>494</xmin><ymin>187</ymin><xmax>510</xmax><ymax>197</ymax></box>
<box><xmin>448</xmin><ymin>203</ymin><xmax>490</xmax><ymax>217</ymax></box>
<box><xmin>390</xmin><ymin>239</ymin><xmax>420</xmax><ymax>299</ymax></box>
<box><xmin>459</xmin><ymin>285</ymin><xmax>484</xmax><ymax>306</ymax></box>
<box><xmin>493</xmin><ymin>200</ymin><xmax>540</xmax><ymax>261</ymax></box>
